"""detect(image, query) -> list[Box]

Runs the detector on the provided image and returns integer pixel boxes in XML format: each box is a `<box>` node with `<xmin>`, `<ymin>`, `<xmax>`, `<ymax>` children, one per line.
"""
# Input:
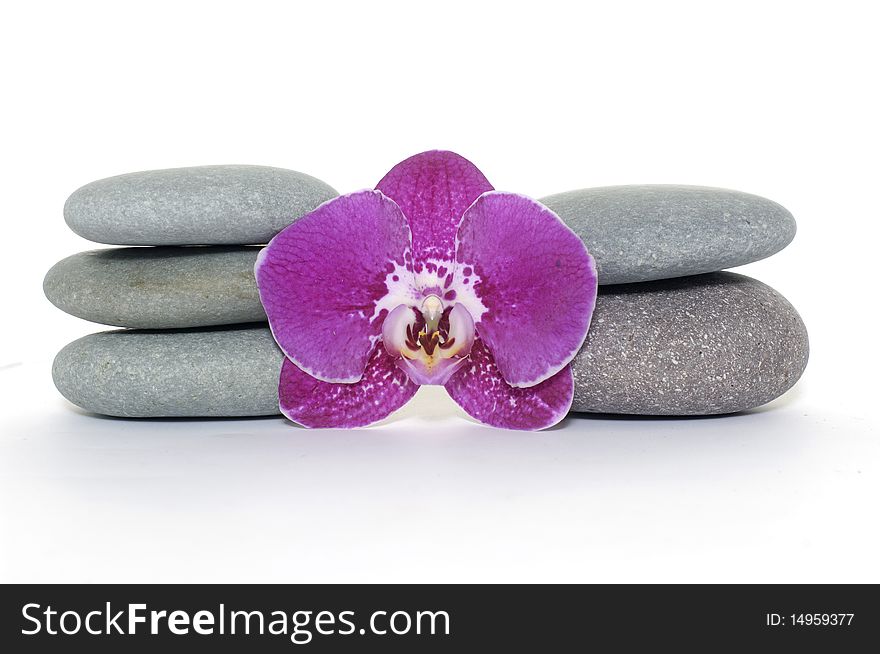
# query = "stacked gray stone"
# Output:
<box><xmin>47</xmin><ymin>170</ymin><xmax>808</xmax><ymax>419</ymax></box>
<box><xmin>47</xmin><ymin>165</ymin><xmax>336</xmax><ymax>417</ymax></box>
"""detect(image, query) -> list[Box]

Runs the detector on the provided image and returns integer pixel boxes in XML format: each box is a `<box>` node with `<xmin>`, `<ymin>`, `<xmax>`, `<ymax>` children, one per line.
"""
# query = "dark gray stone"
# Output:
<box><xmin>44</xmin><ymin>247</ymin><xmax>265</xmax><ymax>328</ymax></box>
<box><xmin>540</xmin><ymin>185</ymin><xmax>796</xmax><ymax>284</ymax></box>
<box><xmin>571</xmin><ymin>272</ymin><xmax>809</xmax><ymax>415</ymax></box>
<box><xmin>52</xmin><ymin>325</ymin><xmax>282</xmax><ymax>418</ymax></box>
<box><xmin>64</xmin><ymin>165</ymin><xmax>337</xmax><ymax>245</ymax></box>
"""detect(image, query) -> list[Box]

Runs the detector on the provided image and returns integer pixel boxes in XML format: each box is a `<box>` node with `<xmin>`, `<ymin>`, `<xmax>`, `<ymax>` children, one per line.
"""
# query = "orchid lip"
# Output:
<box><xmin>382</xmin><ymin>299</ymin><xmax>475</xmax><ymax>385</ymax></box>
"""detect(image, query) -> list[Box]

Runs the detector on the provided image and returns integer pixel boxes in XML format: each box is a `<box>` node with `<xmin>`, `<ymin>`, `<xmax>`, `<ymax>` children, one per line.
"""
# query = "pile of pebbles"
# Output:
<box><xmin>46</xmin><ymin>165</ymin><xmax>808</xmax><ymax>418</ymax></box>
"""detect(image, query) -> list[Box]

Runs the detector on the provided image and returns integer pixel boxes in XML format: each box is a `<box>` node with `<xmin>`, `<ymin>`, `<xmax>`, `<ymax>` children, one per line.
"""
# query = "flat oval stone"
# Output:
<box><xmin>571</xmin><ymin>272</ymin><xmax>809</xmax><ymax>415</ymax></box>
<box><xmin>53</xmin><ymin>325</ymin><xmax>282</xmax><ymax>417</ymax></box>
<box><xmin>64</xmin><ymin>165</ymin><xmax>337</xmax><ymax>245</ymax></box>
<box><xmin>44</xmin><ymin>247</ymin><xmax>265</xmax><ymax>329</ymax></box>
<box><xmin>53</xmin><ymin>273</ymin><xmax>807</xmax><ymax>419</ymax></box>
<box><xmin>540</xmin><ymin>185</ymin><xmax>796</xmax><ymax>284</ymax></box>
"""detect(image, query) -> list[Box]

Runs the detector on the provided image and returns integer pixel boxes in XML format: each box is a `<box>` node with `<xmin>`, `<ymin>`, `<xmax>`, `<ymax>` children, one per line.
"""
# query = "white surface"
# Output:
<box><xmin>1</xmin><ymin>0</ymin><xmax>877</xmax><ymax>583</ymax></box>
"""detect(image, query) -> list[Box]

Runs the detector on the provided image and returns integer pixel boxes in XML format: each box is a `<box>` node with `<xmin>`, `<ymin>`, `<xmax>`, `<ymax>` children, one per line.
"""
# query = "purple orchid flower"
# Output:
<box><xmin>255</xmin><ymin>151</ymin><xmax>597</xmax><ymax>430</ymax></box>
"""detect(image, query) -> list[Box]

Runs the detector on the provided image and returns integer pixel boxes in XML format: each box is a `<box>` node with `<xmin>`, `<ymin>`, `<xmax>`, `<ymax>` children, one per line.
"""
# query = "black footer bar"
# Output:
<box><xmin>1</xmin><ymin>584</ymin><xmax>876</xmax><ymax>651</ymax></box>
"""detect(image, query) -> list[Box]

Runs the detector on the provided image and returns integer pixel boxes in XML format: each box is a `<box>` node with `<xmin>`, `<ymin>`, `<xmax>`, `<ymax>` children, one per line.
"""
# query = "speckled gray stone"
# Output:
<box><xmin>44</xmin><ymin>247</ymin><xmax>265</xmax><ymax>328</ymax></box>
<box><xmin>52</xmin><ymin>325</ymin><xmax>282</xmax><ymax>418</ymax></box>
<box><xmin>540</xmin><ymin>185</ymin><xmax>796</xmax><ymax>284</ymax></box>
<box><xmin>64</xmin><ymin>165</ymin><xmax>337</xmax><ymax>245</ymax></box>
<box><xmin>571</xmin><ymin>272</ymin><xmax>809</xmax><ymax>415</ymax></box>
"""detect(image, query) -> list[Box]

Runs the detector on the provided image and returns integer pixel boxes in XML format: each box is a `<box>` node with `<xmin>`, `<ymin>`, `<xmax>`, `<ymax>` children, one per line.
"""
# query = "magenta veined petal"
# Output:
<box><xmin>376</xmin><ymin>150</ymin><xmax>493</xmax><ymax>268</ymax></box>
<box><xmin>255</xmin><ymin>190</ymin><xmax>417</xmax><ymax>383</ymax></box>
<box><xmin>444</xmin><ymin>338</ymin><xmax>574</xmax><ymax>430</ymax></box>
<box><xmin>279</xmin><ymin>346</ymin><xmax>419</xmax><ymax>428</ymax></box>
<box><xmin>454</xmin><ymin>192</ymin><xmax>598</xmax><ymax>388</ymax></box>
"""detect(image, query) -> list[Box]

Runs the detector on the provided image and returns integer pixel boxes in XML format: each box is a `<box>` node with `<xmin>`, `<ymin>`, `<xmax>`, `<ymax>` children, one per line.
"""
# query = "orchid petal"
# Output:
<box><xmin>454</xmin><ymin>192</ymin><xmax>598</xmax><ymax>387</ymax></box>
<box><xmin>376</xmin><ymin>150</ymin><xmax>493</xmax><ymax>268</ymax></box>
<box><xmin>279</xmin><ymin>346</ymin><xmax>419</xmax><ymax>428</ymax></box>
<box><xmin>255</xmin><ymin>190</ymin><xmax>417</xmax><ymax>383</ymax></box>
<box><xmin>444</xmin><ymin>338</ymin><xmax>574</xmax><ymax>430</ymax></box>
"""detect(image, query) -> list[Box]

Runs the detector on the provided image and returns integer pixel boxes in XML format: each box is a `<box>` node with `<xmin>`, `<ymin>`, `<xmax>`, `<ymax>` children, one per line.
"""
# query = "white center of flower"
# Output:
<box><xmin>381</xmin><ymin>298</ymin><xmax>476</xmax><ymax>385</ymax></box>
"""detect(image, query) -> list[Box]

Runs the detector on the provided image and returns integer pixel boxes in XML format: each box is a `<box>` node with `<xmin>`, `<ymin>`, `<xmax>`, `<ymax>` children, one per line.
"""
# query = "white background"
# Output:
<box><xmin>1</xmin><ymin>1</ymin><xmax>877</xmax><ymax>583</ymax></box>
